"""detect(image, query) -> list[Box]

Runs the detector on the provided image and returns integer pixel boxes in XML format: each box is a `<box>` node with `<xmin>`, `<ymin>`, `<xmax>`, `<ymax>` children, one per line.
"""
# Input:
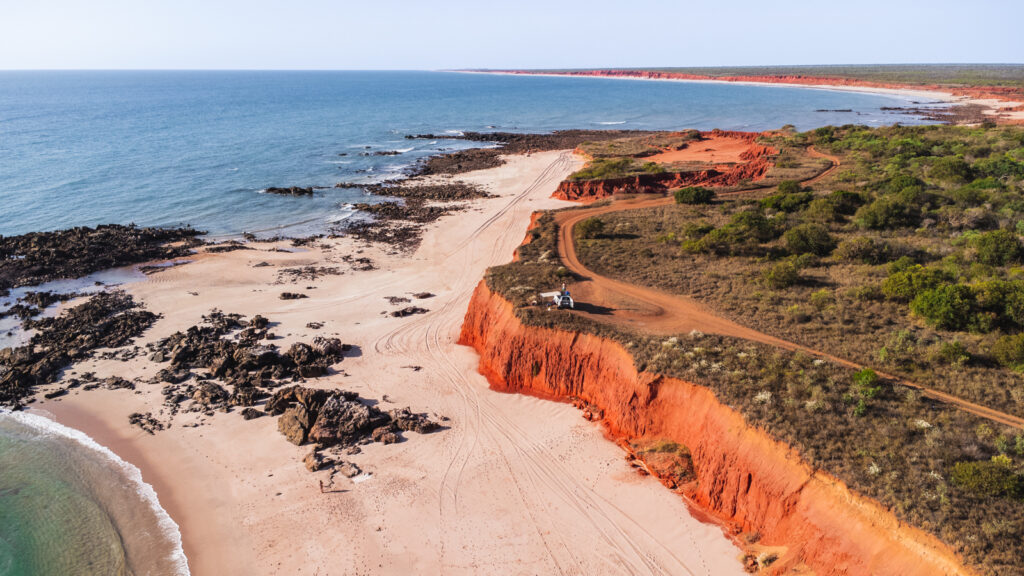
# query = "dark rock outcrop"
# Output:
<box><xmin>390</xmin><ymin>306</ymin><xmax>428</xmax><ymax>318</ymax></box>
<box><xmin>0</xmin><ymin>291</ymin><xmax>155</xmax><ymax>408</ymax></box>
<box><xmin>0</xmin><ymin>224</ymin><xmax>201</xmax><ymax>291</ymax></box>
<box><xmin>147</xmin><ymin>312</ymin><xmax>351</xmax><ymax>410</ymax></box>
<box><xmin>264</xmin><ymin>385</ymin><xmax>440</xmax><ymax>449</ymax></box>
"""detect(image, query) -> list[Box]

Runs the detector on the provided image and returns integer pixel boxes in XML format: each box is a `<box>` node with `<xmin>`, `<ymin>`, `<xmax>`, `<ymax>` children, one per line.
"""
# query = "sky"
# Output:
<box><xmin>1</xmin><ymin>0</ymin><xmax>1021</xmax><ymax>70</ymax></box>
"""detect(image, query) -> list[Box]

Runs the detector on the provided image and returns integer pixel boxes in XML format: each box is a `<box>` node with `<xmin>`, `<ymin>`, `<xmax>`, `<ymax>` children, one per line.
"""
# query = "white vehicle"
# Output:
<box><xmin>540</xmin><ymin>284</ymin><xmax>574</xmax><ymax>309</ymax></box>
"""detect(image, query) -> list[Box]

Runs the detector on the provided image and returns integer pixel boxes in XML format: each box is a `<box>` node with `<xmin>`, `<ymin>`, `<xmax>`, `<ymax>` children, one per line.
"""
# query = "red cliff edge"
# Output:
<box><xmin>458</xmin><ymin>280</ymin><xmax>973</xmax><ymax>576</ymax></box>
<box><xmin>555</xmin><ymin>130</ymin><xmax>776</xmax><ymax>201</ymax></box>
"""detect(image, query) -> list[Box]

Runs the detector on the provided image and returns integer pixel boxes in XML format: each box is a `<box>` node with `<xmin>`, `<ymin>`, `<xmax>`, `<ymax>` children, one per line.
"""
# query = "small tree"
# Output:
<box><xmin>674</xmin><ymin>186</ymin><xmax>715</xmax><ymax>205</ymax></box>
<box><xmin>575</xmin><ymin>217</ymin><xmax>604</xmax><ymax>239</ymax></box>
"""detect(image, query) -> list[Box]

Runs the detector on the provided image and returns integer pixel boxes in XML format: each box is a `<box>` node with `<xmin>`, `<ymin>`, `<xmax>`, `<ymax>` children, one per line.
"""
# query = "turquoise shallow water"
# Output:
<box><xmin>0</xmin><ymin>411</ymin><xmax>187</xmax><ymax>576</ymax></box>
<box><xmin>0</xmin><ymin>70</ymin><xmax>937</xmax><ymax>238</ymax></box>
<box><xmin>0</xmin><ymin>71</ymin><xmax>940</xmax><ymax>574</ymax></box>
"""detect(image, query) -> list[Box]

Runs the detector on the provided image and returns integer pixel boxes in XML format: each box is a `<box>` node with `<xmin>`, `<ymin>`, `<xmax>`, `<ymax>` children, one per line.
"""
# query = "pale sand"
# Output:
<box><xmin>33</xmin><ymin>150</ymin><xmax>746</xmax><ymax>575</ymax></box>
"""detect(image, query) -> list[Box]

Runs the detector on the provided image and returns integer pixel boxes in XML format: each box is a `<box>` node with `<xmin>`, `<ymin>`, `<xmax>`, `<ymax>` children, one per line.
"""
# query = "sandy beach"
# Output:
<box><xmin>31</xmin><ymin>150</ymin><xmax>746</xmax><ymax>575</ymax></box>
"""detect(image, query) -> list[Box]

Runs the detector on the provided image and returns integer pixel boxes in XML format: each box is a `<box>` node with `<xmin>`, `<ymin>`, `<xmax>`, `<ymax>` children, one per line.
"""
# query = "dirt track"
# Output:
<box><xmin>553</xmin><ymin>150</ymin><xmax>1024</xmax><ymax>430</ymax></box>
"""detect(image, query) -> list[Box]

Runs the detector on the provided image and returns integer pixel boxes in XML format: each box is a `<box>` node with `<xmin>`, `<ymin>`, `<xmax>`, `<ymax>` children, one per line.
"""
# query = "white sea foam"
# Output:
<box><xmin>4</xmin><ymin>410</ymin><xmax>191</xmax><ymax>575</ymax></box>
<box><xmin>443</xmin><ymin>130</ymin><xmax>465</xmax><ymax>136</ymax></box>
<box><xmin>328</xmin><ymin>204</ymin><xmax>359</xmax><ymax>223</ymax></box>
<box><xmin>596</xmin><ymin>120</ymin><xmax>627</xmax><ymax>125</ymax></box>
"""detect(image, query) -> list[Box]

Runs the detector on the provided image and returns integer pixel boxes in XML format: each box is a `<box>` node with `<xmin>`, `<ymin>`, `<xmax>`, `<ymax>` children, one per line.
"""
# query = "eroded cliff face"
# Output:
<box><xmin>459</xmin><ymin>281</ymin><xmax>973</xmax><ymax>576</ymax></box>
<box><xmin>555</xmin><ymin>130</ymin><xmax>776</xmax><ymax>201</ymax></box>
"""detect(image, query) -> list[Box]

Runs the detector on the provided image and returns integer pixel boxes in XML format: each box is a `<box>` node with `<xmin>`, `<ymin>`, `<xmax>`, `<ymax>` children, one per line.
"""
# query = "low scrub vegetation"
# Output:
<box><xmin>489</xmin><ymin>213</ymin><xmax>1024</xmax><ymax>575</ymax></box>
<box><xmin>568</xmin><ymin>157</ymin><xmax>663</xmax><ymax>181</ymax></box>
<box><xmin>674</xmin><ymin>186</ymin><xmax>715</xmax><ymax>204</ymax></box>
<box><xmin>504</xmin><ymin>124</ymin><xmax>1024</xmax><ymax>575</ymax></box>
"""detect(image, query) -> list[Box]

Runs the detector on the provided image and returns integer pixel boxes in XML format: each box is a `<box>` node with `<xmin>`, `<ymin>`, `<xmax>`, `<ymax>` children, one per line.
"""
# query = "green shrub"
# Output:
<box><xmin>569</xmin><ymin>158</ymin><xmax>634</xmax><ymax>181</ymax></box>
<box><xmin>682</xmin><ymin>221</ymin><xmax>714</xmax><ymax>239</ymax></box>
<box><xmin>801</xmin><ymin>198</ymin><xmax>837</xmax><ymax>222</ymax></box>
<box><xmin>762</xmin><ymin>260</ymin><xmax>802</xmax><ymax>289</ymax></box>
<box><xmin>641</xmin><ymin>161</ymin><xmax>664</xmax><ymax>174</ymax></box>
<box><xmin>784</xmin><ymin>223</ymin><xmax>836</xmax><ymax>256</ymax></box>
<box><xmin>970</xmin><ymin>280</ymin><xmax>1024</xmax><ymax>331</ymax></box>
<box><xmin>674</xmin><ymin>186</ymin><xmax>715</xmax><ymax>205</ymax></box>
<box><xmin>974</xmin><ymin>154</ymin><xmax>1024</xmax><ymax>179</ymax></box>
<box><xmin>729</xmin><ymin>210</ymin><xmax>777</xmax><ymax>242</ymax></box>
<box><xmin>929</xmin><ymin>156</ymin><xmax>975</xmax><ymax>184</ymax></box>
<box><xmin>974</xmin><ymin>229</ymin><xmax>1023</xmax><ymax>266</ymax></box>
<box><xmin>853</xmin><ymin>368</ymin><xmax>880</xmax><ymax>395</ymax></box>
<box><xmin>929</xmin><ymin>340</ymin><xmax>971</xmax><ymax>367</ymax></box>
<box><xmin>855</xmin><ymin>196</ymin><xmax>921</xmax><ymax>230</ymax></box>
<box><xmin>885</xmin><ymin>173</ymin><xmax>925</xmax><ymax>194</ymax></box>
<box><xmin>882</xmin><ymin>265</ymin><xmax>951</xmax><ymax>301</ymax></box>
<box><xmin>575</xmin><ymin>217</ymin><xmax>605</xmax><ymax>239</ymax></box>
<box><xmin>848</xmin><ymin>284</ymin><xmax>883</xmax><ymax>301</ymax></box>
<box><xmin>761</xmin><ymin>190</ymin><xmax>813</xmax><ymax>213</ymax></box>
<box><xmin>992</xmin><ymin>334</ymin><xmax>1024</xmax><ymax>369</ymax></box>
<box><xmin>950</xmin><ymin>456</ymin><xmax>1024</xmax><ymax>499</ymax></box>
<box><xmin>828</xmin><ymin>190</ymin><xmax>867</xmax><ymax>215</ymax></box>
<box><xmin>776</xmin><ymin>180</ymin><xmax>803</xmax><ymax>195</ymax></box>
<box><xmin>950</xmin><ymin>178</ymin><xmax>1002</xmax><ymax>206</ymax></box>
<box><xmin>834</xmin><ymin>237</ymin><xmax>891</xmax><ymax>264</ymax></box>
<box><xmin>910</xmin><ymin>285</ymin><xmax>975</xmax><ymax>330</ymax></box>
<box><xmin>810</xmin><ymin>289</ymin><xmax>833</xmax><ymax>311</ymax></box>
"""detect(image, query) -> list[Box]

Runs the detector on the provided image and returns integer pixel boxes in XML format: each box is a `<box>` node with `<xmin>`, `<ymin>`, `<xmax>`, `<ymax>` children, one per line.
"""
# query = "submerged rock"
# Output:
<box><xmin>264</xmin><ymin>186</ymin><xmax>314</xmax><ymax>196</ymax></box>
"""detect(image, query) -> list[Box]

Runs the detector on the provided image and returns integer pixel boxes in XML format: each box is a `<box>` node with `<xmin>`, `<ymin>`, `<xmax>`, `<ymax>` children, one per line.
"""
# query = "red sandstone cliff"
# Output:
<box><xmin>459</xmin><ymin>281</ymin><xmax>973</xmax><ymax>576</ymax></box>
<box><xmin>555</xmin><ymin>130</ymin><xmax>775</xmax><ymax>202</ymax></box>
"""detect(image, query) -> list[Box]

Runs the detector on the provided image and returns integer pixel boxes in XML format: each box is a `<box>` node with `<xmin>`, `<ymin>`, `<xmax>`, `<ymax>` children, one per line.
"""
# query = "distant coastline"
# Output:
<box><xmin>462</xmin><ymin>68</ymin><xmax>1024</xmax><ymax>124</ymax></box>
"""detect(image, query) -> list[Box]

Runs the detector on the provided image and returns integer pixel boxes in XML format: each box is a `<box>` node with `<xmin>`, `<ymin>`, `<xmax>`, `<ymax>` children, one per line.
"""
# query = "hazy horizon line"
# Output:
<box><xmin>2</xmin><ymin>63</ymin><xmax>1023</xmax><ymax>73</ymax></box>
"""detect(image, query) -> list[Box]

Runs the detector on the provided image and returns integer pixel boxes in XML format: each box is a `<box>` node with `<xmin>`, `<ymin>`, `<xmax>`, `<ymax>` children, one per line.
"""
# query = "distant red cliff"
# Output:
<box><xmin>487</xmin><ymin>69</ymin><xmax>1024</xmax><ymax>109</ymax></box>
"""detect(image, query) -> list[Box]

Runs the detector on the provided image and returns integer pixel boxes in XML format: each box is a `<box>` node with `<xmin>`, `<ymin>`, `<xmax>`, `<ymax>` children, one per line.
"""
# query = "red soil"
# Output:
<box><xmin>556</xmin><ymin>130</ymin><xmax>776</xmax><ymax>202</ymax></box>
<box><xmin>459</xmin><ymin>282</ymin><xmax>975</xmax><ymax>576</ymax></box>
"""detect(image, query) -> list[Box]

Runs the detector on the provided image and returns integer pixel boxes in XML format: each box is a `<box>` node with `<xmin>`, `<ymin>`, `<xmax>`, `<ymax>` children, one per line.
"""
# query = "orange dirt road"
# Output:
<box><xmin>552</xmin><ymin>151</ymin><xmax>1024</xmax><ymax>430</ymax></box>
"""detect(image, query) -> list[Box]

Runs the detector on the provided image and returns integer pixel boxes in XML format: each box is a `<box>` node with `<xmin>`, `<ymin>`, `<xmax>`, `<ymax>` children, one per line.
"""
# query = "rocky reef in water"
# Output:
<box><xmin>0</xmin><ymin>224</ymin><xmax>202</xmax><ymax>290</ymax></box>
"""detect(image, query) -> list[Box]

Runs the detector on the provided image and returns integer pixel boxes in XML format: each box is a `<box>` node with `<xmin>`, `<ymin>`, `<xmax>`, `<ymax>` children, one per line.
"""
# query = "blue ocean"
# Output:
<box><xmin>0</xmin><ymin>71</ymin><xmax>938</xmax><ymax>575</ymax></box>
<box><xmin>0</xmin><ymin>71</ymin><xmax>936</xmax><ymax>238</ymax></box>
